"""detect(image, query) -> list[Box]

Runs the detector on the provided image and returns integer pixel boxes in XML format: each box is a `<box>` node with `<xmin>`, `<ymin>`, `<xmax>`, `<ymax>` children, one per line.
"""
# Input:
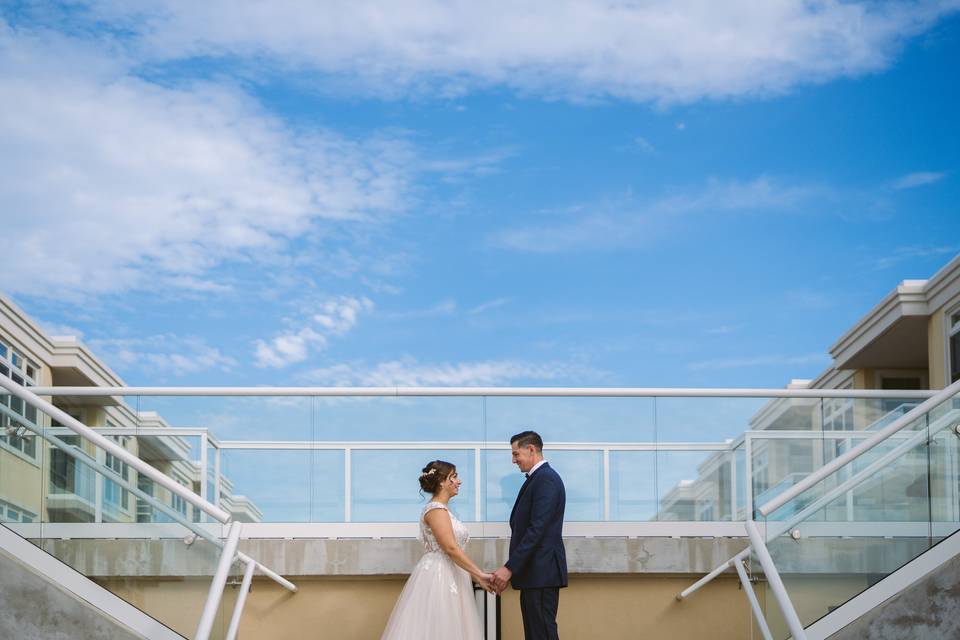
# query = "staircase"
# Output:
<box><xmin>682</xmin><ymin>378</ymin><xmax>960</xmax><ymax>640</ymax></box>
<box><xmin>0</xmin><ymin>520</ymin><xmax>186</xmax><ymax>639</ymax></box>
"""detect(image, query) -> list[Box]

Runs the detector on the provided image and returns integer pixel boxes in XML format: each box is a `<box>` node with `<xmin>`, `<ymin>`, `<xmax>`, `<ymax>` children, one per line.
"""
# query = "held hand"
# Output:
<box><xmin>474</xmin><ymin>572</ymin><xmax>496</xmax><ymax>594</ymax></box>
<box><xmin>491</xmin><ymin>566</ymin><xmax>512</xmax><ymax>593</ymax></box>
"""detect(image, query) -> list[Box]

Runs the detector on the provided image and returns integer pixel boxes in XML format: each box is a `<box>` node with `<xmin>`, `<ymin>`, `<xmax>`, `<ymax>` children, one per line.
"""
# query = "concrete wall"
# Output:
<box><xmin>829</xmin><ymin>551</ymin><xmax>960</xmax><ymax>640</ymax></box>
<box><xmin>39</xmin><ymin>536</ymin><xmax>751</xmax><ymax>578</ymax></box>
<box><xmin>0</xmin><ymin>546</ymin><xmax>145</xmax><ymax>640</ymax></box>
<box><xmin>39</xmin><ymin>536</ymin><xmax>926</xmax><ymax>579</ymax></box>
<box><xmin>42</xmin><ymin>536</ymin><xmax>763</xmax><ymax>639</ymax></box>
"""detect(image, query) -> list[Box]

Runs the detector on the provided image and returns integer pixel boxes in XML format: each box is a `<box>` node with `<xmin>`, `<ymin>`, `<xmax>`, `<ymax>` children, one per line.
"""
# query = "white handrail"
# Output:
<box><xmin>734</xmin><ymin>559</ymin><xmax>773</xmax><ymax>640</ymax></box>
<box><xmin>758</xmin><ymin>378</ymin><xmax>960</xmax><ymax>517</ymax></box>
<box><xmin>226</xmin><ymin>560</ymin><xmax>257</xmax><ymax>640</ymax></box>
<box><xmin>746</xmin><ymin>520</ymin><xmax>808</xmax><ymax>640</ymax></box>
<box><xmin>27</xmin><ymin>385</ymin><xmax>938</xmax><ymax>398</ymax></box>
<box><xmin>0</xmin><ymin>376</ymin><xmax>233</xmax><ymax>523</ymax></box>
<box><xmin>196</xmin><ymin>522</ymin><xmax>243</xmax><ymax>640</ymax></box>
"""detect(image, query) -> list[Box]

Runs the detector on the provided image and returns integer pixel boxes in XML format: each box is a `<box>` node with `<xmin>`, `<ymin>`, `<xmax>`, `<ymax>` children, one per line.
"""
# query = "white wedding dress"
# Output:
<box><xmin>381</xmin><ymin>501</ymin><xmax>484</xmax><ymax>640</ymax></box>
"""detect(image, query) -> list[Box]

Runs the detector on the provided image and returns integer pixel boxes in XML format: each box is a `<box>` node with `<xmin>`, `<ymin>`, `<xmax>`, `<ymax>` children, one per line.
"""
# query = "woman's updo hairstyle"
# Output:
<box><xmin>419</xmin><ymin>460</ymin><xmax>455</xmax><ymax>496</ymax></box>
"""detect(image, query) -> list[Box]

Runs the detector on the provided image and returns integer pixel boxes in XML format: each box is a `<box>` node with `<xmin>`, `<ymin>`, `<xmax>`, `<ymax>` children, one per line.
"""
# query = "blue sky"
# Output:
<box><xmin>2</xmin><ymin>1</ymin><xmax>960</xmax><ymax>394</ymax></box>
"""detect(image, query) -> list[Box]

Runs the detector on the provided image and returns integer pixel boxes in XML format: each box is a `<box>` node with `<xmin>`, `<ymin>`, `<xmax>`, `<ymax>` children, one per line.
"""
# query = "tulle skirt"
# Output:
<box><xmin>381</xmin><ymin>551</ymin><xmax>483</xmax><ymax>640</ymax></box>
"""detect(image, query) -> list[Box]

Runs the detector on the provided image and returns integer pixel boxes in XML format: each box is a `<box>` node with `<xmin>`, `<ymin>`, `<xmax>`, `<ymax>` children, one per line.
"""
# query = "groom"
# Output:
<box><xmin>492</xmin><ymin>430</ymin><xmax>567</xmax><ymax>640</ymax></box>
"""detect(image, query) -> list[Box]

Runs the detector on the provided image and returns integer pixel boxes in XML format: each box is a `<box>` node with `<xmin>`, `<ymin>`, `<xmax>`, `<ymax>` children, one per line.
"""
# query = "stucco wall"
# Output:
<box><xmin>101</xmin><ymin>573</ymin><xmax>757</xmax><ymax>640</ymax></box>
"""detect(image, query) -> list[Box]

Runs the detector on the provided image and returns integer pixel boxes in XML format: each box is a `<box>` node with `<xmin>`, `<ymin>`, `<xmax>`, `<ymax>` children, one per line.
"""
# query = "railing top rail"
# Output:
<box><xmin>757</xmin><ymin>377</ymin><xmax>960</xmax><ymax>517</ymax></box>
<box><xmin>27</xmin><ymin>386</ymin><xmax>940</xmax><ymax>399</ymax></box>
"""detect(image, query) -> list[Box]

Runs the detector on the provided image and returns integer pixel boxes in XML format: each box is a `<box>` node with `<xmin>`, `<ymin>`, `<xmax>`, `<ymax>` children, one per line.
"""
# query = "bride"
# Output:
<box><xmin>381</xmin><ymin>460</ymin><xmax>493</xmax><ymax>639</ymax></box>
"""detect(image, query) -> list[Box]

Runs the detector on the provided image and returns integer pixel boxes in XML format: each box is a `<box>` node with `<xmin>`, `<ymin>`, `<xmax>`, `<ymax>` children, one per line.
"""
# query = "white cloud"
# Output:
<box><xmin>870</xmin><ymin>245</ymin><xmax>960</xmax><ymax>270</ymax></box>
<box><xmin>892</xmin><ymin>171</ymin><xmax>947</xmax><ymax>189</ymax></box>
<box><xmin>79</xmin><ymin>1</ymin><xmax>957</xmax><ymax>103</ymax></box>
<box><xmin>489</xmin><ymin>177</ymin><xmax>824</xmax><ymax>252</ymax></box>
<box><xmin>469</xmin><ymin>297</ymin><xmax>511</xmax><ymax>315</ymax></box>
<box><xmin>785</xmin><ymin>289</ymin><xmax>834</xmax><ymax>310</ymax></box>
<box><xmin>704</xmin><ymin>324</ymin><xmax>743</xmax><ymax>336</ymax></box>
<box><xmin>313</xmin><ymin>296</ymin><xmax>374</xmax><ymax>334</ymax></box>
<box><xmin>687</xmin><ymin>353</ymin><xmax>830</xmax><ymax>371</ymax></box>
<box><xmin>254</xmin><ymin>328</ymin><xmax>327</xmax><ymax>369</ymax></box>
<box><xmin>90</xmin><ymin>335</ymin><xmax>237</xmax><ymax>376</ymax></box>
<box><xmin>0</xmin><ymin>23</ymin><xmax>413</xmax><ymax>300</ymax></box>
<box><xmin>301</xmin><ymin>356</ymin><xmax>596</xmax><ymax>386</ymax></box>
<box><xmin>633</xmin><ymin>137</ymin><xmax>656</xmax><ymax>153</ymax></box>
<box><xmin>384</xmin><ymin>299</ymin><xmax>457</xmax><ymax>320</ymax></box>
<box><xmin>41</xmin><ymin>322</ymin><xmax>86</xmax><ymax>340</ymax></box>
<box><xmin>254</xmin><ymin>296</ymin><xmax>373</xmax><ymax>368</ymax></box>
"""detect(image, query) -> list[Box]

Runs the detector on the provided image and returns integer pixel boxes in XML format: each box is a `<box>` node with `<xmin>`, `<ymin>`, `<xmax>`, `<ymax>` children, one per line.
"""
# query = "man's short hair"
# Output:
<box><xmin>511</xmin><ymin>430</ymin><xmax>543</xmax><ymax>451</ymax></box>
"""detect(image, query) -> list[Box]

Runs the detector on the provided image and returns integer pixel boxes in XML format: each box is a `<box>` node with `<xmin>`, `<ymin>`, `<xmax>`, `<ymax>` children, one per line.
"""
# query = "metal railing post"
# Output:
<box><xmin>734</xmin><ymin>559</ymin><xmax>773</xmax><ymax>640</ymax></box>
<box><xmin>745</xmin><ymin>433</ymin><xmax>754</xmax><ymax>519</ymax></box>
<box><xmin>745</xmin><ymin>520</ymin><xmax>807</xmax><ymax>640</ymax></box>
<box><xmin>603</xmin><ymin>448</ymin><xmax>610</xmax><ymax>521</ymax></box>
<box><xmin>474</xmin><ymin>446</ymin><xmax>482</xmax><ymax>522</ymax></box>
<box><xmin>225</xmin><ymin>559</ymin><xmax>257</xmax><ymax>640</ymax></box>
<box><xmin>196</xmin><ymin>521</ymin><xmax>243</xmax><ymax>640</ymax></box>
<box><xmin>344</xmin><ymin>447</ymin><xmax>352</xmax><ymax>522</ymax></box>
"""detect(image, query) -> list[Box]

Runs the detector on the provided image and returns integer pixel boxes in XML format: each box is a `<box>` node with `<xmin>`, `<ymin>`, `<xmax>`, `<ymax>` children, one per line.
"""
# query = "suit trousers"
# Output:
<box><xmin>519</xmin><ymin>587</ymin><xmax>559</xmax><ymax>640</ymax></box>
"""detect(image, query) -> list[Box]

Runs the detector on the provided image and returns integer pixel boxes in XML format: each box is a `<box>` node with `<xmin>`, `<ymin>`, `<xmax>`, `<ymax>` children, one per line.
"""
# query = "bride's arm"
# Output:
<box><xmin>424</xmin><ymin>509</ymin><xmax>491</xmax><ymax>585</ymax></box>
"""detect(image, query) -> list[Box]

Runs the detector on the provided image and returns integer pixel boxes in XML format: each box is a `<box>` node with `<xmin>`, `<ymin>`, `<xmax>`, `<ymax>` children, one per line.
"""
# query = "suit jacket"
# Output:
<box><xmin>505</xmin><ymin>462</ymin><xmax>568</xmax><ymax>589</ymax></box>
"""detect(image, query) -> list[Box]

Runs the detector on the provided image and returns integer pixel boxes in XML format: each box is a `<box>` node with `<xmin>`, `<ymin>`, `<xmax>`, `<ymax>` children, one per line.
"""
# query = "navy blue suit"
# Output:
<box><xmin>505</xmin><ymin>462</ymin><xmax>567</xmax><ymax>640</ymax></box>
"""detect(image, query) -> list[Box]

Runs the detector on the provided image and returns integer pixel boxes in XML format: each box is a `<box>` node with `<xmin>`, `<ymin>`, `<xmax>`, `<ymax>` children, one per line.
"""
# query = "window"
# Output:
<box><xmin>823</xmin><ymin>395</ymin><xmax>854</xmax><ymax>432</ymax></box>
<box><xmin>0</xmin><ymin>336</ymin><xmax>40</xmax><ymax>462</ymax></box>
<box><xmin>949</xmin><ymin>310</ymin><xmax>960</xmax><ymax>385</ymax></box>
<box><xmin>103</xmin><ymin>435</ymin><xmax>131</xmax><ymax>513</ymax></box>
<box><xmin>0</xmin><ymin>498</ymin><xmax>37</xmax><ymax>524</ymax></box>
<box><xmin>50</xmin><ymin>435</ymin><xmax>82</xmax><ymax>493</ymax></box>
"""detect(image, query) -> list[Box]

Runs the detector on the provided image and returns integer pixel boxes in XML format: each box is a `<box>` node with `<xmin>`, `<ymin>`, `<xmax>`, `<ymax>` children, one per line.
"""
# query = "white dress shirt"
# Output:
<box><xmin>526</xmin><ymin>459</ymin><xmax>547</xmax><ymax>477</ymax></box>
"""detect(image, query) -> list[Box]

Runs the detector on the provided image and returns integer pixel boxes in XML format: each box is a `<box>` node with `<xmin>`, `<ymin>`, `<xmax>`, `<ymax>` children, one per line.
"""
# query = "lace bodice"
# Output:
<box><xmin>418</xmin><ymin>502</ymin><xmax>469</xmax><ymax>553</ymax></box>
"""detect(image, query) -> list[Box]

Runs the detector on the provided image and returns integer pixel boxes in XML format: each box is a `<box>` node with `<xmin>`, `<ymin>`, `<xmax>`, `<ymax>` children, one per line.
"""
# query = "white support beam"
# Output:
<box><xmin>196</xmin><ymin>522</ymin><xmax>243</xmax><ymax>640</ymax></box>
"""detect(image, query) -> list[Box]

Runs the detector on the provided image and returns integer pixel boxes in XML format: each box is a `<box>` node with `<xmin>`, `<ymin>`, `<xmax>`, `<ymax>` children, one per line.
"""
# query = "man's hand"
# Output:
<box><xmin>491</xmin><ymin>566</ymin><xmax>512</xmax><ymax>594</ymax></box>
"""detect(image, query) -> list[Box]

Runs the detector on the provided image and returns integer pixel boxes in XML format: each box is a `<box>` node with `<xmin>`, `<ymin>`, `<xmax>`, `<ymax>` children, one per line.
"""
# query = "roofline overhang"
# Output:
<box><xmin>829</xmin><ymin>253</ymin><xmax>960</xmax><ymax>371</ymax></box>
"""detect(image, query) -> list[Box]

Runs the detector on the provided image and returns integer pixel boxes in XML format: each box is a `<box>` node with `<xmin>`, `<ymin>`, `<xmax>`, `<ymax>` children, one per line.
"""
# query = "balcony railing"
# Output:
<box><xmin>5</xmin><ymin>385</ymin><xmax>947</xmax><ymax>540</ymax></box>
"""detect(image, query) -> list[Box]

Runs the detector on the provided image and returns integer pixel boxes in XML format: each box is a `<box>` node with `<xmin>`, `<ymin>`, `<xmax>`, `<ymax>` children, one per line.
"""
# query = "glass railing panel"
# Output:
<box><xmin>545</xmin><ymin>449</ymin><xmax>603</xmax><ymax>521</ymax></box>
<box><xmin>483</xmin><ymin>447</ymin><xmax>523</xmax><ymax>521</ymax></box>
<box><xmin>484</xmin><ymin>397</ymin><xmax>653</xmax><ymax>523</ymax></box>
<box><xmin>221</xmin><ymin>448</ymin><xmax>344</xmax><ymax>522</ymax></box>
<box><xmin>483</xmin><ymin>396</ymin><xmax>656</xmax><ymax>443</ymax></box>
<box><xmin>750</xmin><ymin>434</ymin><xmax>823</xmax><ymax>519</ymax></box>
<box><xmin>135</xmin><ymin>395</ymin><xmax>316</xmax><ymax>441</ymax></box>
<box><xmin>756</xmin><ymin>393</ymin><xmax>960</xmax><ymax>639</ymax></box>
<box><xmin>130</xmin><ymin>433</ymin><xmax>203</xmax><ymax>524</ymax></box>
<box><xmin>609</xmin><ymin>450</ymin><xmax>657</xmax><ymax>520</ymax></box>
<box><xmin>656</xmin><ymin>449</ymin><xmax>734</xmax><ymax>521</ymax></box>
<box><xmin>0</xmin><ymin>408</ymin><xmax>44</xmax><ymax>530</ymax></box>
<box><xmin>353</xmin><ymin>447</ymin><xmax>478</xmax><ymax>522</ymax></box>
<box><xmin>928</xmin><ymin>397</ymin><xmax>960</xmax><ymax>543</ymax></box>
<box><xmin>484</xmin><ymin>447</ymin><xmax>604</xmax><ymax>521</ymax></box>
<box><xmin>655</xmin><ymin>396</ymin><xmax>771</xmax><ymax>441</ymax></box>
<box><xmin>842</xmin><ymin>397</ymin><xmax>924</xmax><ymax>432</ymax></box>
<box><xmin>483</xmin><ymin>446</ymin><xmax>606</xmax><ymax>522</ymax></box>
